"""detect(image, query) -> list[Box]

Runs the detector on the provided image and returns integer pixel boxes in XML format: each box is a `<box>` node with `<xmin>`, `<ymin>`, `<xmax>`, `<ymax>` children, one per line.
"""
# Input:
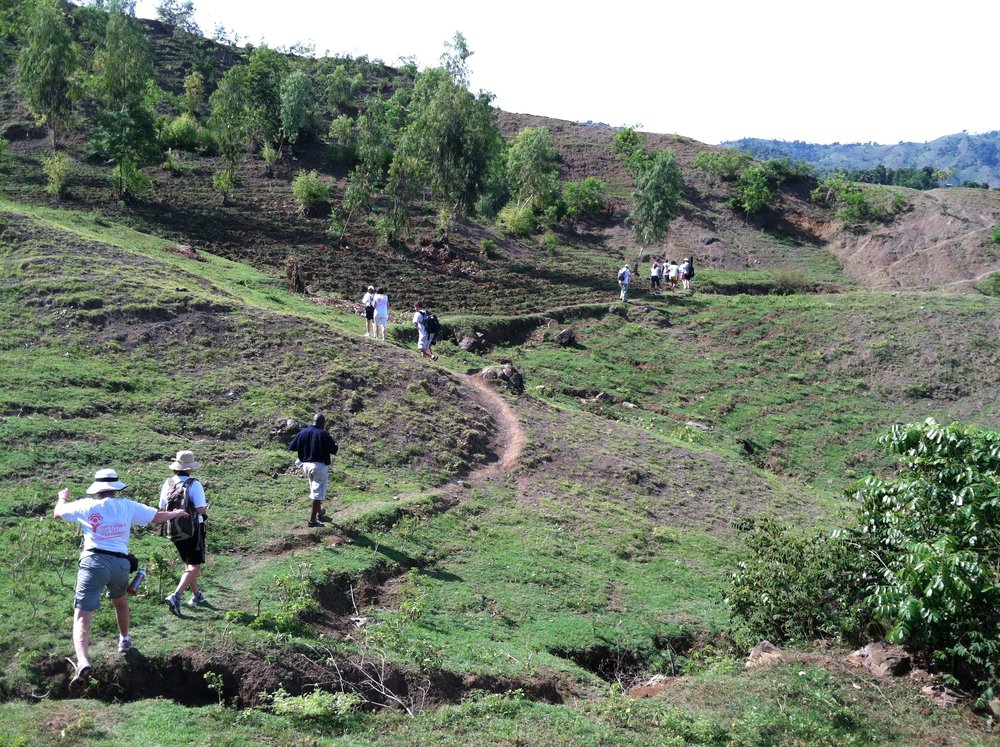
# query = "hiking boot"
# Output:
<box><xmin>164</xmin><ymin>593</ymin><xmax>181</xmax><ymax>616</ymax></box>
<box><xmin>307</xmin><ymin>520</ymin><xmax>321</xmax><ymax>528</ymax></box>
<box><xmin>317</xmin><ymin>510</ymin><xmax>330</xmax><ymax>523</ymax></box>
<box><xmin>118</xmin><ymin>635</ymin><xmax>132</xmax><ymax>653</ymax></box>
<box><xmin>68</xmin><ymin>660</ymin><xmax>92</xmax><ymax>696</ymax></box>
<box><xmin>188</xmin><ymin>592</ymin><xmax>206</xmax><ymax>607</ymax></box>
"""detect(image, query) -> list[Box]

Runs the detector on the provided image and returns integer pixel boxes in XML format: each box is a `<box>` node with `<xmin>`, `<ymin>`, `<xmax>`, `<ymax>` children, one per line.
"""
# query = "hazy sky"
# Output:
<box><xmin>135</xmin><ymin>0</ymin><xmax>997</xmax><ymax>146</ymax></box>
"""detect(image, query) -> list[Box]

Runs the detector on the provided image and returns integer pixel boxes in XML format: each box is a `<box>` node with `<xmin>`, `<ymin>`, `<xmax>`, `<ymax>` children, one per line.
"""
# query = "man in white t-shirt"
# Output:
<box><xmin>54</xmin><ymin>468</ymin><xmax>186</xmax><ymax>695</ymax></box>
<box><xmin>617</xmin><ymin>265</ymin><xmax>631</xmax><ymax>302</ymax></box>
<box><xmin>412</xmin><ymin>301</ymin><xmax>438</xmax><ymax>361</ymax></box>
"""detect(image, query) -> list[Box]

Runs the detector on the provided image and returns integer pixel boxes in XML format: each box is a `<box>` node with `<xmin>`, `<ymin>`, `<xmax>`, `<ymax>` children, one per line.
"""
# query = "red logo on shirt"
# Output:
<box><xmin>89</xmin><ymin>513</ymin><xmax>104</xmax><ymax>531</ymax></box>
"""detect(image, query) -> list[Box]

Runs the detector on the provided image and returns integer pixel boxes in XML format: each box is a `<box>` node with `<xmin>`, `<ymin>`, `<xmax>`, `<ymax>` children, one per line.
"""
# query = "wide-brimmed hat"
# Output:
<box><xmin>169</xmin><ymin>450</ymin><xmax>201</xmax><ymax>471</ymax></box>
<box><xmin>86</xmin><ymin>468</ymin><xmax>127</xmax><ymax>494</ymax></box>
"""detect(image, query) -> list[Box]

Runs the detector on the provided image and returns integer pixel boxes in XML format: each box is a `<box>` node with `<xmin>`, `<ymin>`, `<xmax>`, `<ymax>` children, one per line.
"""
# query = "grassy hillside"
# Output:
<box><xmin>1</xmin><ymin>11</ymin><xmax>999</xmax><ymax>745</ymax></box>
<box><xmin>0</xmin><ymin>201</ymin><xmax>998</xmax><ymax>744</ymax></box>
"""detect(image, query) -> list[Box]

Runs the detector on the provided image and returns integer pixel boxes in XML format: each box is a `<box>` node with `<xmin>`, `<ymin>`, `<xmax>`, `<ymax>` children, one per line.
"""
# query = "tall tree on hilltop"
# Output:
<box><xmin>89</xmin><ymin>0</ymin><xmax>159</xmax><ymax>200</ymax></box>
<box><xmin>16</xmin><ymin>0</ymin><xmax>81</xmax><ymax>149</ymax></box>
<box><xmin>629</xmin><ymin>148</ymin><xmax>684</xmax><ymax>250</ymax></box>
<box><xmin>505</xmin><ymin>126</ymin><xmax>560</xmax><ymax>212</ymax></box>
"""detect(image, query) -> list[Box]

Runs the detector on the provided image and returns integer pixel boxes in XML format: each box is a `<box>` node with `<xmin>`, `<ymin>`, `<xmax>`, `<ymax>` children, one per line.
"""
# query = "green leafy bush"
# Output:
<box><xmin>160</xmin><ymin>113</ymin><xmax>199</xmax><ymax>151</ymax></box>
<box><xmin>291</xmin><ymin>169</ymin><xmax>331</xmax><ymax>214</ymax></box>
<box><xmin>496</xmin><ymin>201</ymin><xmax>536</xmax><ymax>237</ymax></box>
<box><xmin>693</xmin><ymin>149</ymin><xmax>752</xmax><ymax>180</ymax></box>
<box><xmin>41</xmin><ymin>151</ymin><xmax>71</xmax><ymax>198</ymax></box>
<box><xmin>991</xmin><ymin>225</ymin><xmax>1000</xmax><ymax>245</ymax></box>
<box><xmin>562</xmin><ymin>176</ymin><xmax>607</xmax><ymax>218</ymax></box>
<box><xmin>730</xmin><ymin>418</ymin><xmax>1000</xmax><ymax>703</ymax></box>
<box><xmin>212</xmin><ymin>169</ymin><xmax>235</xmax><ymax>203</ymax></box>
<box><xmin>264</xmin><ymin>686</ymin><xmax>361</xmax><ymax>724</ymax></box>
<box><xmin>0</xmin><ymin>136</ymin><xmax>8</xmax><ymax>165</ymax></box>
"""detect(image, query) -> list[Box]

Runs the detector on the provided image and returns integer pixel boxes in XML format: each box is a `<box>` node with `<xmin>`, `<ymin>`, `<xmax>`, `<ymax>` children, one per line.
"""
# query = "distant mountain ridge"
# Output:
<box><xmin>723</xmin><ymin>131</ymin><xmax>1000</xmax><ymax>187</ymax></box>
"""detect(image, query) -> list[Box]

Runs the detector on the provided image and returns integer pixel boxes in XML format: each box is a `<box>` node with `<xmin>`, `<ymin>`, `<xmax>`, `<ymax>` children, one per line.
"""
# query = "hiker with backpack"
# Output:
<box><xmin>54</xmin><ymin>468</ymin><xmax>188</xmax><ymax>695</ymax></box>
<box><xmin>289</xmin><ymin>413</ymin><xmax>340</xmax><ymax>528</ymax></box>
<box><xmin>373</xmin><ymin>286</ymin><xmax>389</xmax><ymax>342</ymax></box>
<box><xmin>617</xmin><ymin>264</ymin><xmax>631</xmax><ymax>302</ymax></box>
<box><xmin>650</xmin><ymin>260</ymin><xmax>662</xmax><ymax>293</ymax></box>
<box><xmin>362</xmin><ymin>285</ymin><xmax>377</xmax><ymax>338</ymax></box>
<box><xmin>680</xmin><ymin>257</ymin><xmax>695</xmax><ymax>290</ymax></box>
<box><xmin>160</xmin><ymin>450</ymin><xmax>208</xmax><ymax>616</ymax></box>
<box><xmin>413</xmin><ymin>300</ymin><xmax>440</xmax><ymax>361</ymax></box>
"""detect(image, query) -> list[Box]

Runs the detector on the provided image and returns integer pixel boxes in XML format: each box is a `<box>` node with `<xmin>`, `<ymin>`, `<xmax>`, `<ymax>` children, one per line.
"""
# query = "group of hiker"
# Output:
<box><xmin>54</xmin><ymin>451</ymin><xmax>209</xmax><ymax>695</ymax></box>
<box><xmin>360</xmin><ymin>285</ymin><xmax>442</xmax><ymax>361</ymax></box>
<box><xmin>56</xmin><ymin>417</ymin><xmax>346</xmax><ymax>695</ymax></box>
<box><xmin>618</xmin><ymin>257</ymin><xmax>695</xmax><ymax>301</ymax></box>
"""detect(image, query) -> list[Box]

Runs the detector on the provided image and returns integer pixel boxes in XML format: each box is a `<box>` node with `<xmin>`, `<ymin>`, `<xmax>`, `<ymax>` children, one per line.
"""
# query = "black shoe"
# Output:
<box><xmin>307</xmin><ymin>520</ymin><xmax>321</xmax><ymax>528</ymax></box>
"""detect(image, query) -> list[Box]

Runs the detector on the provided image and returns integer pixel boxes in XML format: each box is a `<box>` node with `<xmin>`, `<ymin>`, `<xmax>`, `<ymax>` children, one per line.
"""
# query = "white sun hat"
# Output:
<box><xmin>86</xmin><ymin>468</ymin><xmax>127</xmax><ymax>494</ymax></box>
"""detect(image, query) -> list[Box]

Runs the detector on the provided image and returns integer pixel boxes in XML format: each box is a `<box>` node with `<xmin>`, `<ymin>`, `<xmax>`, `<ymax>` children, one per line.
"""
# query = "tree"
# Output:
<box><xmin>505</xmin><ymin>127</ymin><xmax>560</xmax><ymax>212</ymax></box>
<box><xmin>209</xmin><ymin>64</ymin><xmax>253</xmax><ymax>203</ymax></box>
<box><xmin>279</xmin><ymin>69</ymin><xmax>314</xmax><ymax>150</ymax></box>
<box><xmin>244</xmin><ymin>46</ymin><xmax>289</xmax><ymax>150</ymax></box>
<box><xmin>155</xmin><ymin>0</ymin><xmax>199</xmax><ymax>35</ymax></box>
<box><xmin>16</xmin><ymin>0</ymin><xmax>80</xmax><ymax>149</ymax></box>
<box><xmin>629</xmin><ymin>149</ymin><xmax>684</xmax><ymax>247</ymax></box>
<box><xmin>183</xmin><ymin>70</ymin><xmax>205</xmax><ymax>117</ymax></box>
<box><xmin>91</xmin><ymin>0</ymin><xmax>153</xmax><ymax>111</ymax></box>
<box><xmin>730</xmin><ymin>163</ymin><xmax>772</xmax><ymax>216</ymax></box>
<box><xmin>396</xmin><ymin>65</ymin><xmax>501</xmax><ymax>219</ymax></box>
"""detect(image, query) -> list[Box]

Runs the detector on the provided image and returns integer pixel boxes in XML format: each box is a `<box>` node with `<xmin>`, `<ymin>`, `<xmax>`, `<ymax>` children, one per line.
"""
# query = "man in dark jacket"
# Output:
<box><xmin>289</xmin><ymin>413</ymin><xmax>339</xmax><ymax>527</ymax></box>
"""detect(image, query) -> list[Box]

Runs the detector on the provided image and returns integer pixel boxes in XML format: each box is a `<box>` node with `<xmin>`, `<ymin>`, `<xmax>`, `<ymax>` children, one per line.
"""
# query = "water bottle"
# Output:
<box><xmin>127</xmin><ymin>568</ymin><xmax>146</xmax><ymax>596</ymax></box>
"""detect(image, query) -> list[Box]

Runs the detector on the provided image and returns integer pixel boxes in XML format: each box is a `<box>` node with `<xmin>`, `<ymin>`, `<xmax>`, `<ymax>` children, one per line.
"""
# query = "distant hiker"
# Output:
<box><xmin>373</xmin><ymin>286</ymin><xmax>389</xmax><ymax>342</ymax></box>
<box><xmin>362</xmin><ymin>285</ymin><xmax>376</xmax><ymax>338</ymax></box>
<box><xmin>617</xmin><ymin>264</ymin><xmax>631</xmax><ymax>302</ymax></box>
<box><xmin>680</xmin><ymin>257</ymin><xmax>695</xmax><ymax>290</ymax></box>
<box><xmin>54</xmin><ymin>468</ymin><xmax>187</xmax><ymax>695</ymax></box>
<box><xmin>289</xmin><ymin>414</ymin><xmax>339</xmax><ymax>528</ymax></box>
<box><xmin>413</xmin><ymin>301</ymin><xmax>439</xmax><ymax>361</ymax></box>
<box><xmin>160</xmin><ymin>450</ymin><xmax>208</xmax><ymax>616</ymax></box>
<box><xmin>650</xmin><ymin>260</ymin><xmax>661</xmax><ymax>292</ymax></box>
<box><xmin>666</xmin><ymin>260</ymin><xmax>680</xmax><ymax>291</ymax></box>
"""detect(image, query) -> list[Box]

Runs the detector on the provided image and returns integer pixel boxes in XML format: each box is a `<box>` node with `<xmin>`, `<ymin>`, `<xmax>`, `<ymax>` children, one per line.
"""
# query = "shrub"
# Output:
<box><xmin>562</xmin><ymin>176</ymin><xmax>607</xmax><ymax>218</ymax></box>
<box><xmin>161</xmin><ymin>148</ymin><xmax>192</xmax><ymax>175</ymax></box>
<box><xmin>108</xmin><ymin>160</ymin><xmax>150</xmax><ymax>202</ymax></box>
<box><xmin>991</xmin><ymin>225</ymin><xmax>1000</xmax><ymax>245</ymax></box>
<box><xmin>479</xmin><ymin>237</ymin><xmax>497</xmax><ymax>258</ymax></box>
<box><xmin>693</xmin><ymin>149</ymin><xmax>752</xmax><ymax>180</ymax></box>
<box><xmin>730</xmin><ymin>419</ymin><xmax>1000</xmax><ymax>703</ymax></box>
<box><xmin>291</xmin><ymin>169</ymin><xmax>331</xmax><ymax>214</ymax></box>
<box><xmin>194</xmin><ymin>126</ymin><xmax>218</xmax><ymax>155</ymax></box>
<box><xmin>261</xmin><ymin>142</ymin><xmax>279</xmax><ymax>172</ymax></box>
<box><xmin>976</xmin><ymin>272</ymin><xmax>1000</xmax><ymax>297</ymax></box>
<box><xmin>539</xmin><ymin>231</ymin><xmax>559</xmax><ymax>252</ymax></box>
<box><xmin>325</xmin><ymin>208</ymin><xmax>344</xmax><ymax>240</ymax></box>
<box><xmin>496</xmin><ymin>201</ymin><xmax>536</xmax><ymax>237</ymax></box>
<box><xmin>212</xmin><ymin>169</ymin><xmax>235</xmax><ymax>203</ymax></box>
<box><xmin>161</xmin><ymin>114</ymin><xmax>199</xmax><ymax>151</ymax></box>
<box><xmin>41</xmin><ymin>151</ymin><xmax>71</xmax><ymax>198</ymax></box>
<box><xmin>265</xmin><ymin>686</ymin><xmax>360</xmax><ymax>725</ymax></box>
<box><xmin>0</xmin><ymin>136</ymin><xmax>8</xmax><ymax>165</ymax></box>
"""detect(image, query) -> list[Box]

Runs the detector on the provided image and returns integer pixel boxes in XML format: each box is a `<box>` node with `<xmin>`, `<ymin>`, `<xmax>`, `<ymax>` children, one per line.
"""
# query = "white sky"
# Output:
<box><xmin>135</xmin><ymin>0</ymin><xmax>998</xmax><ymax>145</ymax></box>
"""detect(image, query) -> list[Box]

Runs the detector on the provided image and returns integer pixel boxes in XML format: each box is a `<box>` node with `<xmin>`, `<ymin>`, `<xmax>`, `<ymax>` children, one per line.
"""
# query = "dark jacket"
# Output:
<box><xmin>289</xmin><ymin>426</ymin><xmax>339</xmax><ymax>465</ymax></box>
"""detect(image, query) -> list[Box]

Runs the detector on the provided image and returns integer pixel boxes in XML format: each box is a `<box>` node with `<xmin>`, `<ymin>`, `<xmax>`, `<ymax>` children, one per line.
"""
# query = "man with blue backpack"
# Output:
<box><xmin>413</xmin><ymin>300</ymin><xmax>441</xmax><ymax>361</ymax></box>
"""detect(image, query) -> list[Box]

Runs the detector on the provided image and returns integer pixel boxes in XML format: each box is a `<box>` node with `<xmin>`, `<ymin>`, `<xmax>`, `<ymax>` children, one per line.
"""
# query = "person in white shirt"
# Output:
<box><xmin>412</xmin><ymin>301</ymin><xmax>438</xmax><ymax>361</ymax></box>
<box><xmin>650</xmin><ymin>260</ymin><xmax>661</xmax><ymax>293</ymax></box>
<box><xmin>373</xmin><ymin>287</ymin><xmax>389</xmax><ymax>342</ymax></box>
<box><xmin>361</xmin><ymin>285</ymin><xmax>376</xmax><ymax>338</ymax></box>
<box><xmin>617</xmin><ymin>265</ymin><xmax>631</xmax><ymax>302</ymax></box>
<box><xmin>666</xmin><ymin>260</ymin><xmax>680</xmax><ymax>291</ymax></box>
<box><xmin>54</xmin><ymin>468</ymin><xmax>186</xmax><ymax>695</ymax></box>
<box><xmin>159</xmin><ymin>450</ymin><xmax>208</xmax><ymax>615</ymax></box>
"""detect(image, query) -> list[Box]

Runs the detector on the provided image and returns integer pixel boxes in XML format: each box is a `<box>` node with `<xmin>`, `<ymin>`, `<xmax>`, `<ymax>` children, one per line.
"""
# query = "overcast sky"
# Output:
<box><xmin>135</xmin><ymin>0</ymin><xmax>997</xmax><ymax>146</ymax></box>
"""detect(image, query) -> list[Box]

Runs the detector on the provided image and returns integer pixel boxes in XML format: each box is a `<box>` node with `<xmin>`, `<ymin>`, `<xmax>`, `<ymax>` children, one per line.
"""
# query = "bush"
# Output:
<box><xmin>212</xmin><ymin>169</ymin><xmax>235</xmax><ymax>202</ymax></box>
<box><xmin>991</xmin><ymin>225</ymin><xmax>1000</xmax><ymax>245</ymax></box>
<box><xmin>160</xmin><ymin>114</ymin><xmax>199</xmax><ymax>151</ymax></box>
<box><xmin>730</xmin><ymin>419</ymin><xmax>1000</xmax><ymax>703</ymax></box>
<box><xmin>41</xmin><ymin>152</ymin><xmax>72</xmax><ymax>198</ymax></box>
<box><xmin>0</xmin><ymin>136</ymin><xmax>8</xmax><ymax>165</ymax></box>
<box><xmin>693</xmin><ymin>149</ymin><xmax>752</xmax><ymax>180</ymax></box>
<box><xmin>539</xmin><ymin>231</ymin><xmax>559</xmax><ymax>252</ymax></box>
<box><xmin>195</xmin><ymin>126</ymin><xmax>218</xmax><ymax>155</ymax></box>
<box><xmin>291</xmin><ymin>169</ymin><xmax>331</xmax><ymax>214</ymax></box>
<box><xmin>562</xmin><ymin>176</ymin><xmax>607</xmax><ymax>218</ymax></box>
<box><xmin>325</xmin><ymin>208</ymin><xmax>344</xmax><ymax>240</ymax></box>
<box><xmin>106</xmin><ymin>160</ymin><xmax>151</xmax><ymax>202</ymax></box>
<box><xmin>496</xmin><ymin>201</ymin><xmax>536</xmax><ymax>237</ymax></box>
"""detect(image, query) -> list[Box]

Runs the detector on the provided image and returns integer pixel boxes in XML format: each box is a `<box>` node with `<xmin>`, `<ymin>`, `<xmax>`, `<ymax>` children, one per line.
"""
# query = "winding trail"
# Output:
<box><xmin>457</xmin><ymin>372</ymin><xmax>525</xmax><ymax>477</ymax></box>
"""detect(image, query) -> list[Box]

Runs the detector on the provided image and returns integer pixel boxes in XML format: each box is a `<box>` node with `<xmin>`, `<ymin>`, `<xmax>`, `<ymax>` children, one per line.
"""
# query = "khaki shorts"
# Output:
<box><xmin>74</xmin><ymin>553</ymin><xmax>129</xmax><ymax>611</ymax></box>
<box><xmin>302</xmin><ymin>462</ymin><xmax>329</xmax><ymax>501</ymax></box>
